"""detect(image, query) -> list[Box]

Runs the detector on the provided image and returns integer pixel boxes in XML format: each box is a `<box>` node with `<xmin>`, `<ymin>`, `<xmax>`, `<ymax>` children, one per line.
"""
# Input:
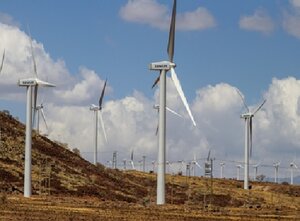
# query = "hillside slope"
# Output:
<box><xmin>1</xmin><ymin>110</ymin><xmax>300</xmax><ymax>220</ymax></box>
<box><xmin>0</xmin><ymin>110</ymin><xmax>153</xmax><ymax>202</ymax></box>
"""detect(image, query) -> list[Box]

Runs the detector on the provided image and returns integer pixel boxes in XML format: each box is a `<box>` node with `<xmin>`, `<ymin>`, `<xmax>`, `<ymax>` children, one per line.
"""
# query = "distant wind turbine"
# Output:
<box><xmin>290</xmin><ymin>160</ymin><xmax>298</xmax><ymax>185</ymax></box>
<box><xmin>90</xmin><ymin>79</ymin><xmax>107</xmax><ymax>165</ymax></box>
<box><xmin>273</xmin><ymin>162</ymin><xmax>280</xmax><ymax>184</ymax></box>
<box><xmin>253</xmin><ymin>162</ymin><xmax>260</xmax><ymax>181</ymax></box>
<box><xmin>236</xmin><ymin>164</ymin><xmax>243</xmax><ymax>180</ymax></box>
<box><xmin>220</xmin><ymin>162</ymin><xmax>225</xmax><ymax>178</ymax></box>
<box><xmin>191</xmin><ymin>154</ymin><xmax>202</xmax><ymax>177</ymax></box>
<box><xmin>153</xmin><ymin>104</ymin><xmax>182</xmax><ymax>135</ymax></box>
<box><xmin>149</xmin><ymin>0</ymin><xmax>196</xmax><ymax>205</ymax></box>
<box><xmin>18</xmin><ymin>32</ymin><xmax>55</xmax><ymax>198</ymax></box>
<box><xmin>34</xmin><ymin>102</ymin><xmax>49</xmax><ymax>136</ymax></box>
<box><xmin>237</xmin><ymin>89</ymin><xmax>266</xmax><ymax>189</ymax></box>
<box><xmin>0</xmin><ymin>49</ymin><xmax>5</xmax><ymax>74</ymax></box>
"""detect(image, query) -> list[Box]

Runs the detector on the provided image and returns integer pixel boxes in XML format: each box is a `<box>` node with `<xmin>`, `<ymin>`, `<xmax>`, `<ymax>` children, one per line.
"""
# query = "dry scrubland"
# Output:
<box><xmin>0</xmin><ymin>111</ymin><xmax>300</xmax><ymax>220</ymax></box>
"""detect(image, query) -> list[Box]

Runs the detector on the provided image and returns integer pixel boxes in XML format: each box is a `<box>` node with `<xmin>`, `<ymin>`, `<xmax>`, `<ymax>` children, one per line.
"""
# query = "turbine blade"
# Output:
<box><xmin>0</xmin><ymin>49</ymin><xmax>5</xmax><ymax>74</ymax></box>
<box><xmin>235</xmin><ymin>88</ymin><xmax>249</xmax><ymax>112</ymax></box>
<box><xmin>170</xmin><ymin>67</ymin><xmax>196</xmax><ymax>126</ymax></box>
<box><xmin>99</xmin><ymin>110</ymin><xmax>107</xmax><ymax>142</ymax></box>
<box><xmin>253</xmin><ymin>99</ymin><xmax>266</xmax><ymax>115</ymax></box>
<box><xmin>151</xmin><ymin>75</ymin><xmax>160</xmax><ymax>89</ymax></box>
<box><xmin>207</xmin><ymin>149</ymin><xmax>211</xmax><ymax>161</ymax></box>
<box><xmin>155</xmin><ymin>124</ymin><xmax>159</xmax><ymax>136</ymax></box>
<box><xmin>27</xmin><ymin>26</ymin><xmax>38</xmax><ymax>77</ymax></box>
<box><xmin>40</xmin><ymin>108</ymin><xmax>49</xmax><ymax>133</ymax></box>
<box><xmin>195</xmin><ymin>162</ymin><xmax>202</xmax><ymax>169</ymax></box>
<box><xmin>167</xmin><ymin>0</ymin><xmax>176</xmax><ymax>62</ymax></box>
<box><xmin>131</xmin><ymin>150</ymin><xmax>134</xmax><ymax>161</ymax></box>
<box><xmin>166</xmin><ymin>106</ymin><xmax>183</xmax><ymax>118</ymax></box>
<box><xmin>99</xmin><ymin>79</ymin><xmax>107</xmax><ymax>110</ymax></box>
<box><xmin>249</xmin><ymin>117</ymin><xmax>253</xmax><ymax>157</ymax></box>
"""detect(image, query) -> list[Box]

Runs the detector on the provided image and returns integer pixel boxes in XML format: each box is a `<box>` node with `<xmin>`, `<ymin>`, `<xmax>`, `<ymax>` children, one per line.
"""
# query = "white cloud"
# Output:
<box><xmin>120</xmin><ymin>0</ymin><xmax>216</xmax><ymax>31</ymax></box>
<box><xmin>239</xmin><ymin>8</ymin><xmax>275</xmax><ymax>34</ymax></box>
<box><xmin>1</xmin><ymin>19</ymin><xmax>300</xmax><ymax>178</ymax></box>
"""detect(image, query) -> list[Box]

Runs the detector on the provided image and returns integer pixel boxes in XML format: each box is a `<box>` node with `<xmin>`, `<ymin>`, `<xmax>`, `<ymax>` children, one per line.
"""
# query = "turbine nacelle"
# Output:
<box><xmin>149</xmin><ymin>61</ymin><xmax>176</xmax><ymax>71</ymax></box>
<box><xmin>90</xmin><ymin>104</ymin><xmax>100</xmax><ymax>111</ymax></box>
<box><xmin>18</xmin><ymin>78</ymin><xmax>55</xmax><ymax>87</ymax></box>
<box><xmin>240</xmin><ymin>112</ymin><xmax>254</xmax><ymax>119</ymax></box>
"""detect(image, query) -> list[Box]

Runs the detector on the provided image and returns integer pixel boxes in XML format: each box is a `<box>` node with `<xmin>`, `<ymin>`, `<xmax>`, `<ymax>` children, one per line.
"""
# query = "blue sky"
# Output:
<box><xmin>3</xmin><ymin>0</ymin><xmax>300</xmax><ymax>102</ymax></box>
<box><xmin>1</xmin><ymin>0</ymin><xmax>300</xmax><ymax>180</ymax></box>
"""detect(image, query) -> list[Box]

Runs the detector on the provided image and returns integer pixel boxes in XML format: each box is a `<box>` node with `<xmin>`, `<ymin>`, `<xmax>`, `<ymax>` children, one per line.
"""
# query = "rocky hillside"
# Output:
<box><xmin>0</xmin><ymin>110</ymin><xmax>157</xmax><ymax>202</ymax></box>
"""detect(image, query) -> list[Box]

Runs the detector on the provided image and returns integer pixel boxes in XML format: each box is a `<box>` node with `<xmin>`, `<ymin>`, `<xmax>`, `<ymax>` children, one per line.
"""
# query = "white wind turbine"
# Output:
<box><xmin>18</xmin><ymin>33</ymin><xmax>55</xmax><ymax>198</ymax></box>
<box><xmin>191</xmin><ymin>154</ymin><xmax>202</xmax><ymax>177</ymax></box>
<box><xmin>33</xmin><ymin>102</ymin><xmax>49</xmax><ymax>136</ymax></box>
<box><xmin>149</xmin><ymin>0</ymin><xmax>196</xmax><ymax>204</ymax></box>
<box><xmin>237</xmin><ymin>89</ymin><xmax>266</xmax><ymax>189</ymax></box>
<box><xmin>236</xmin><ymin>164</ymin><xmax>244</xmax><ymax>180</ymax></box>
<box><xmin>253</xmin><ymin>162</ymin><xmax>260</xmax><ymax>181</ymax></box>
<box><xmin>153</xmin><ymin>104</ymin><xmax>182</xmax><ymax>135</ymax></box>
<box><xmin>0</xmin><ymin>50</ymin><xmax>5</xmax><ymax>74</ymax></box>
<box><xmin>273</xmin><ymin>161</ymin><xmax>280</xmax><ymax>184</ymax></box>
<box><xmin>290</xmin><ymin>160</ymin><xmax>298</xmax><ymax>185</ymax></box>
<box><xmin>90</xmin><ymin>79</ymin><xmax>107</xmax><ymax>165</ymax></box>
<box><xmin>220</xmin><ymin>162</ymin><xmax>225</xmax><ymax>178</ymax></box>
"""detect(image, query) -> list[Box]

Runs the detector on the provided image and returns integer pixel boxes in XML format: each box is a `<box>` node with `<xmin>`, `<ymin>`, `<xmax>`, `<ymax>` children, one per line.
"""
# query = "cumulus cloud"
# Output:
<box><xmin>239</xmin><ymin>8</ymin><xmax>275</xmax><ymax>34</ymax></box>
<box><xmin>119</xmin><ymin>0</ymin><xmax>216</xmax><ymax>31</ymax></box>
<box><xmin>1</xmin><ymin>18</ymin><xmax>300</xmax><ymax>178</ymax></box>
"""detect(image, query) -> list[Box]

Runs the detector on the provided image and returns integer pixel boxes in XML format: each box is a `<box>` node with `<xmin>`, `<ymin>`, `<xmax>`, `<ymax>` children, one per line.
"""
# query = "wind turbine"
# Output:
<box><xmin>191</xmin><ymin>154</ymin><xmax>202</xmax><ymax>177</ymax></box>
<box><xmin>236</xmin><ymin>164</ymin><xmax>244</xmax><ymax>180</ymax></box>
<box><xmin>273</xmin><ymin>162</ymin><xmax>280</xmax><ymax>184</ymax></box>
<box><xmin>290</xmin><ymin>161</ymin><xmax>298</xmax><ymax>185</ymax></box>
<box><xmin>204</xmin><ymin>150</ymin><xmax>213</xmax><ymax>177</ymax></box>
<box><xmin>153</xmin><ymin>104</ymin><xmax>182</xmax><ymax>135</ymax></box>
<box><xmin>0</xmin><ymin>49</ymin><xmax>5</xmax><ymax>74</ymax></box>
<box><xmin>90</xmin><ymin>79</ymin><xmax>107</xmax><ymax>165</ymax></box>
<box><xmin>18</xmin><ymin>33</ymin><xmax>55</xmax><ymax>198</ymax></box>
<box><xmin>220</xmin><ymin>162</ymin><xmax>225</xmax><ymax>178</ymax></box>
<box><xmin>149</xmin><ymin>0</ymin><xmax>196</xmax><ymax>205</ymax></box>
<box><xmin>33</xmin><ymin>102</ymin><xmax>49</xmax><ymax>136</ymax></box>
<box><xmin>253</xmin><ymin>162</ymin><xmax>260</xmax><ymax>181</ymax></box>
<box><xmin>237</xmin><ymin>89</ymin><xmax>266</xmax><ymax>189</ymax></box>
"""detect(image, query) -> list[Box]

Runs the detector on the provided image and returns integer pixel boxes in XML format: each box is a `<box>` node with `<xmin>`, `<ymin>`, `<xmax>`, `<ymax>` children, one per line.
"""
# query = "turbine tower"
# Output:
<box><xmin>0</xmin><ymin>49</ymin><xmax>5</xmax><ymax>74</ymax></box>
<box><xmin>290</xmin><ymin>161</ymin><xmax>298</xmax><ymax>185</ymax></box>
<box><xmin>149</xmin><ymin>0</ymin><xmax>196</xmax><ymax>205</ymax></box>
<box><xmin>237</xmin><ymin>89</ymin><xmax>266</xmax><ymax>189</ymax></box>
<box><xmin>18</xmin><ymin>33</ymin><xmax>55</xmax><ymax>198</ymax></box>
<box><xmin>90</xmin><ymin>79</ymin><xmax>107</xmax><ymax>165</ymax></box>
<box><xmin>273</xmin><ymin>162</ymin><xmax>280</xmax><ymax>184</ymax></box>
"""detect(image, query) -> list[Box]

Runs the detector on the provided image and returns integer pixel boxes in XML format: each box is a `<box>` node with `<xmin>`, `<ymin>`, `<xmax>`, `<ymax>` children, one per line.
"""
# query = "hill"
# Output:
<box><xmin>0</xmin><ymin>110</ymin><xmax>300</xmax><ymax>220</ymax></box>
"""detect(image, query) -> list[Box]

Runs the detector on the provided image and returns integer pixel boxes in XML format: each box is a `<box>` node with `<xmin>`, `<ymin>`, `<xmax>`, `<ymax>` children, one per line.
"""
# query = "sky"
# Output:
<box><xmin>1</xmin><ymin>0</ymin><xmax>300</xmax><ymax>180</ymax></box>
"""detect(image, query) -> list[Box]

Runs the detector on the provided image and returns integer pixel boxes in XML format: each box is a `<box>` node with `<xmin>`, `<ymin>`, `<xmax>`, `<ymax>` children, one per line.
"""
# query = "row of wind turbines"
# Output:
<box><xmin>0</xmin><ymin>0</ymin><xmax>297</xmax><ymax>206</ymax></box>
